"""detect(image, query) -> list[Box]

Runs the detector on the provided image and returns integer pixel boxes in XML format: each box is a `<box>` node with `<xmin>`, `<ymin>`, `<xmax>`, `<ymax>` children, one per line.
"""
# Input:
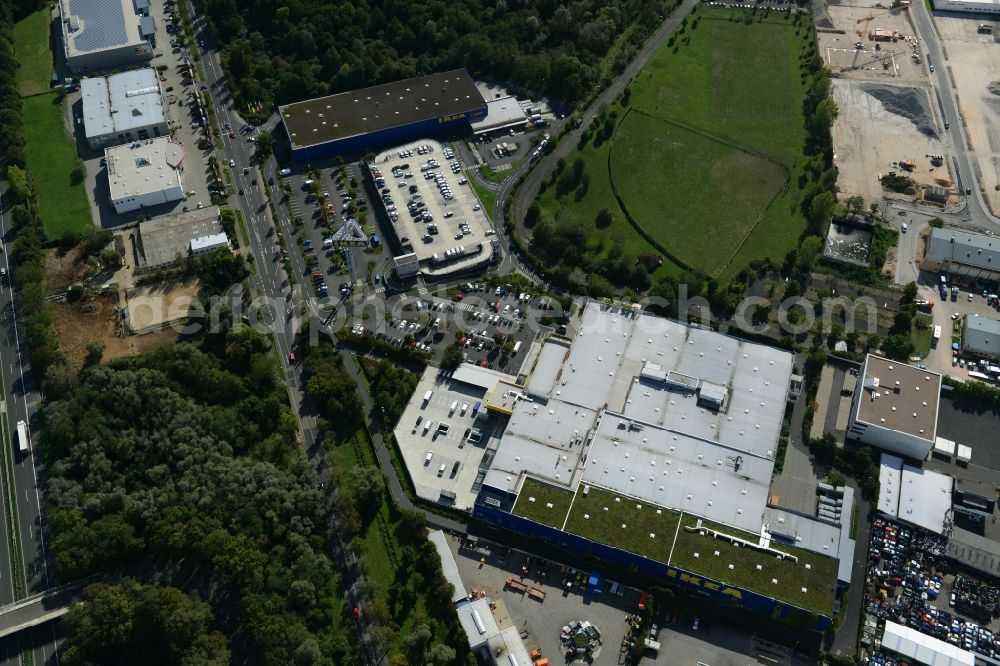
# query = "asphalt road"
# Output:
<box><xmin>912</xmin><ymin>0</ymin><xmax>1000</xmax><ymax>231</ymax></box>
<box><xmin>0</xmin><ymin>194</ymin><xmax>52</xmax><ymax>609</ymax></box>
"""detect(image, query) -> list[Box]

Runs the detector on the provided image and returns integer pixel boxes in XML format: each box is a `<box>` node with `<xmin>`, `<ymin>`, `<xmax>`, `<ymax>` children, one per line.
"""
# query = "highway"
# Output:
<box><xmin>0</xmin><ymin>195</ymin><xmax>53</xmax><ymax>602</ymax></box>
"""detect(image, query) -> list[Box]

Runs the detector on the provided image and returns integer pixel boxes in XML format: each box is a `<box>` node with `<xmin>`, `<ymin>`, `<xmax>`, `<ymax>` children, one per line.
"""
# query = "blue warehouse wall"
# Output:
<box><xmin>290</xmin><ymin>110</ymin><xmax>485</xmax><ymax>163</ymax></box>
<box><xmin>474</xmin><ymin>494</ymin><xmax>832</xmax><ymax>632</ymax></box>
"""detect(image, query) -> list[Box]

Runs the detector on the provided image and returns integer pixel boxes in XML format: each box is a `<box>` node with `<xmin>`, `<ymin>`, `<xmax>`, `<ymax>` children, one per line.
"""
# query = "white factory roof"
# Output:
<box><xmin>106</xmin><ymin>137</ymin><xmax>184</xmax><ymax>200</ymax></box>
<box><xmin>485</xmin><ymin>300</ymin><xmax>795</xmax><ymax>535</ymax></box>
<box><xmin>879</xmin><ymin>453</ymin><xmax>953</xmax><ymax>534</ymax></box>
<box><xmin>878</xmin><ymin>453</ymin><xmax>904</xmax><ymax>518</ymax></box>
<box><xmin>926</xmin><ymin>227</ymin><xmax>1000</xmax><ymax>272</ymax></box>
<box><xmin>583</xmin><ymin>412</ymin><xmax>774</xmax><ymax>533</ymax></box>
<box><xmin>898</xmin><ymin>465</ymin><xmax>953</xmax><ymax>535</ymax></box>
<box><xmin>81</xmin><ymin>69</ymin><xmax>164</xmax><ymax>140</ymax></box>
<box><xmin>881</xmin><ymin>620</ymin><xmax>975</xmax><ymax>666</ymax></box>
<box><xmin>456</xmin><ymin>598</ymin><xmax>499</xmax><ymax>649</ymax></box>
<box><xmin>471</xmin><ymin>96</ymin><xmax>529</xmax><ymax>133</ymax></box>
<box><xmin>429</xmin><ymin>530</ymin><xmax>468</xmax><ymax>603</ymax></box>
<box><xmin>452</xmin><ymin>364</ymin><xmax>508</xmax><ymax>392</ymax></box>
<box><xmin>190</xmin><ymin>232</ymin><xmax>228</xmax><ymax>253</ymax></box>
<box><xmin>487</xmin><ymin>627</ymin><xmax>532</xmax><ymax>666</ymax></box>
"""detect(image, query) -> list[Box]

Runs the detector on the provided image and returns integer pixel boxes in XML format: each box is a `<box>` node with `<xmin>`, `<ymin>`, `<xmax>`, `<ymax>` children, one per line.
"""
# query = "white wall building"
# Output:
<box><xmin>847</xmin><ymin>355</ymin><xmax>942</xmax><ymax>460</ymax></box>
<box><xmin>106</xmin><ymin>137</ymin><xmax>185</xmax><ymax>215</ymax></box>
<box><xmin>81</xmin><ymin>69</ymin><xmax>168</xmax><ymax>149</ymax></box>
<box><xmin>935</xmin><ymin>0</ymin><xmax>1000</xmax><ymax>14</ymax></box>
<box><xmin>189</xmin><ymin>232</ymin><xmax>229</xmax><ymax>257</ymax></box>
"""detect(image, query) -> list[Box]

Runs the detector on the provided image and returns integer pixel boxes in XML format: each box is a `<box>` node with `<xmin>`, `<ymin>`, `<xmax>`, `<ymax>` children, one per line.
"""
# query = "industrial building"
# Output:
<box><xmin>877</xmin><ymin>453</ymin><xmax>954</xmax><ymax>535</ymax></box>
<box><xmin>880</xmin><ymin>620</ymin><xmax>975</xmax><ymax>666</ymax></box>
<box><xmin>135</xmin><ymin>206</ymin><xmax>226</xmax><ymax>267</ymax></box>
<box><xmin>935</xmin><ymin>0</ymin><xmax>1000</xmax><ymax>13</ymax></box>
<box><xmin>961</xmin><ymin>315</ymin><xmax>1000</xmax><ymax>361</ymax></box>
<box><xmin>279</xmin><ymin>69</ymin><xmax>487</xmax><ymax>162</ymax></box>
<box><xmin>921</xmin><ymin>228</ymin><xmax>1000</xmax><ymax>283</ymax></box>
<box><xmin>81</xmin><ymin>69</ymin><xmax>168</xmax><ymax>149</ymax></box>
<box><xmin>398</xmin><ymin>301</ymin><xmax>847</xmax><ymax>630</ymax></box>
<box><xmin>470</xmin><ymin>96</ymin><xmax>533</xmax><ymax>135</ymax></box>
<box><xmin>58</xmin><ymin>0</ymin><xmax>154</xmax><ymax>73</ymax></box>
<box><xmin>106</xmin><ymin>137</ymin><xmax>185</xmax><ymax>215</ymax></box>
<box><xmin>846</xmin><ymin>355</ymin><xmax>942</xmax><ymax>460</ymax></box>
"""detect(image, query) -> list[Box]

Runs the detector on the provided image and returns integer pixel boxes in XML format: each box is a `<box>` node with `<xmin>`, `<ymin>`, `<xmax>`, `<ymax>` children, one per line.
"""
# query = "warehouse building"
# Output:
<box><xmin>279</xmin><ymin>69</ymin><xmax>487</xmax><ymax>162</ymax></box>
<box><xmin>846</xmin><ymin>355</ymin><xmax>942</xmax><ymax>460</ymax></box>
<box><xmin>106</xmin><ymin>137</ymin><xmax>185</xmax><ymax>215</ymax></box>
<box><xmin>400</xmin><ymin>300</ymin><xmax>846</xmax><ymax>630</ymax></box>
<box><xmin>921</xmin><ymin>228</ymin><xmax>1000</xmax><ymax>283</ymax></box>
<box><xmin>81</xmin><ymin>69</ymin><xmax>168</xmax><ymax>149</ymax></box>
<box><xmin>935</xmin><ymin>0</ymin><xmax>1000</xmax><ymax>13</ymax></box>
<box><xmin>59</xmin><ymin>0</ymin><xmax>153</xmax><ymax>73</ymax></box>
<box><xmin>135</xmin><ymin>206</ymin><xmax>225</xmax><ymax>268</ymax></box>
<box><xmin>961</xmin><ymin>315</ymin><xmax>1000</xmax><ymax>361</ymax></box>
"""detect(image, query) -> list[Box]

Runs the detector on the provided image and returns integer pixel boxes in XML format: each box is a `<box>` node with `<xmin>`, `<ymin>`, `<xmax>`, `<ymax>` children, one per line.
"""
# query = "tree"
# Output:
<box><xmin>807</xmin><ymin>191</ymin><xmax>836</xmax><ymax>236</ymax></box>
<box><xmin>6</xmin><ymin>164</ymin><xmax>31</xmax><ymax>205</ymax></box>
<box><xmin>425</xmin><ymin>643</ymin><xmax>457</xmax><ymax>666</ymax></box>
<box><xmin>595</xmin><ymin>207</ymin><xmax>613</xmax><ymax>229</ymax></box>
<box><xmin>255</xmin><ymin>131</ymin><xmax>274</xmax><ymax>161</ymax></box>
<box><xmin>84</xmin><ymin>340</ymin><xmax>105</xmax><ymax>365</ymax></box>
<box><xmin>845</xmin><ymin>195</ymin><xmax>865</xmax><ymax>214</ymax></box>
<box><xmin>402</xmin><ymin>623</ymin><xmax>432</xmax><ymax>664</ymax></box>
<box><xmin>929</xmin><ymin>217</ymin><xmax>944</xmax><ymax>229</ymax></box>
<box><xmin>892</xmin><ymin>309</ymin><xmax>913</xmax><ymax>335</ymax></box>
<box><xmin>881</xmin><ymin>333</ymin><xmax>915</xmax><ymax>361</ymax></box>
<box><xmin>71</xmin><ymin>160</ymin><xmax>86</xmax><ymax>185</ymax></box>
<box><xmin>796</xmin><ymin>235</ymin><xmax>824</xmax><ymax>270</ymax></box>
<box><xmin>901</xmin><ymin>281</ymin><xmax>918</xmax><ymax>305</ymax></box>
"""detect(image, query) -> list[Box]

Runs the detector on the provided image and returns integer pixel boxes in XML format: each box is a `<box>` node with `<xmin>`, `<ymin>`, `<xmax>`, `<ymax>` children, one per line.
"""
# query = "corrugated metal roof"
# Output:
<box><xmin>963</xmin><ymin>315</ymin><xmax>1000</xmax><ymax>355</ymax></box>
<box><xmin>428</xmin><ymin>530</ymin><xmax>468</xmax><ymax>603</ymax></box>
<box><xmin>456</xmin><ymin>598</ymin><xmax>499</xmax><ymax>649</ymax></box>
<box><xmin>881</xmin><ymin>620</ymin><xmax>975</xmax><ymax>666</ymax></box>
<box><xmin>926</xmin><ymin>227</ymin><xmax>1000</xmax><ymax>272</ymax></box>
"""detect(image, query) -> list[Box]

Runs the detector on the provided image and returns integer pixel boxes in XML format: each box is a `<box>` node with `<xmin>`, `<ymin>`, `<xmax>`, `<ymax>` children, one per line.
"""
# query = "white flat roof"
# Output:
<box><xmin>898</xmin><ymin>465</ymin><xmax>953</xmax><ymax>535</ymax></box>
<box><xmin>81</xmin><ymin>69</ymin><xmax>164</xmax><ymax>140</ymax></box>
<box><xmin>471</xmin><ymin>96</ymin><xmax>527</xmax><ymax>133</ymax></box>
<box><xmin>190</xmin><ymin>232</ymin><xmax>228</xmax><ymax>252</ymax></box>
<box><xmin>882</xmin><ymin>620</ymin><xmax>975</xmax><ymax>666</ymax></box>
<box><xmin>106</xmin><ymin>137</ymin><xmax>184</xmax><ymax>199</ymax></box>
<box><xmin>879</xmin><ymin>453</ymin><xmax>904</xmax><ymax>518</ymax></box>
<box><xmin>583</xmin><ymin>412</ymin><xmax>774</xmax><ymax>533</ymax></box>
<box><xmin>524</xmin><ymin>340</ymin><xmax>570</xmax><ymax>398</ymax></box>
<box><xmin>452</xmin><ymin>364</ymin><xmax>508</xmax><ymax>391</ymax></box>
<box><xmin>428</xmin><ymin>530</ymin><xmax>468</xmax><ymax>603</ymax></box>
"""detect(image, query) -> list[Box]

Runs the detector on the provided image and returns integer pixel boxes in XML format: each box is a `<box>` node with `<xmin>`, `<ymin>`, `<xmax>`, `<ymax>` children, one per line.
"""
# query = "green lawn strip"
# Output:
<box><xmin>477</xmin><ymin>165</ymin><xmax>510</xmax><ymax>183</ymax></box>
<box><xmin>563</xmin><ymin>485</ymin><xmax>680</xmax><ymax>562</ymax></box>
<box><xmin>13</xmin><ymin>9</ymin><xmax>53</xmax><ymax>96</ymax></box>
<box><xmin>912</xmin><ymin>313</ymin><xmax>934</xmax><ymax>359</ymax></box>
<box><xmin>0</xmin><ymin>415</ymin><xmax>26</xmax><ymax>599</ymax></box>
<box><xmin>612</xmin><ymin>113</ymin><xmax>786</xmax><ymax>276</ymax></box>
<box><xmin>668</xmin><ymin>514</ymin><xmax>837</xmax><ymax>615</ymax></box>
<box><xmin>512</xmin><ymin>477</ymin><xmax>575</xmax><ymax>529</ymax></box>
<box><xmin>21</xmin><ymin>93</ymin><xmax>93</xmax><ymax>240</ymax></box>
<box><xmin>468</xmin><ymin>178</ymin><xmax>497</xmax><ymax>222</ymax></box>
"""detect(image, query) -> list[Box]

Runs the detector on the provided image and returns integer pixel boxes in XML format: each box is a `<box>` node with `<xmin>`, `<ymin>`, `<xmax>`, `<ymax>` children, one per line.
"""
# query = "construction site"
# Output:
<box><xmin>932</xmin><ymin>14</ymin><xmax>1000</xmax><ymax>214</ymax></box>
<box><xmin>819</xmin><ymin>3</ymin><xmax>925</xmax><ymax>82</ymax></box>
<box><xmin>821</xmin><ymin>2</ymin><xmax>951</xmax><ymax>204</ymax></box>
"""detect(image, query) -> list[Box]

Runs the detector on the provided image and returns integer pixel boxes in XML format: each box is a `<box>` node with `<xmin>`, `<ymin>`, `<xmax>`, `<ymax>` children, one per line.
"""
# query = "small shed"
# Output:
<box><xmin>924</xmin><ymin>186</ymin><xmax>949</xmax><ymax>204</ymax></box>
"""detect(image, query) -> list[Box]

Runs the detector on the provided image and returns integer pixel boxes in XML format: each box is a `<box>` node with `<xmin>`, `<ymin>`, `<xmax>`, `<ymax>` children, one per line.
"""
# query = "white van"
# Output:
<box><xmin>461</xmin><ymin>403</ymin><xmax>468</xmax><ymax>416</ymax></box>
<box><xmin>424</xmin><ymin>452</ymin><xmax>433</xmax><ymax>466</ymax></box>
<box><xmin>423</xmin><ymin>420</ymin><xmax>433</xmax><ymax>435</ymax></box>
<box><xmin>423</xmin><ymin>390</ymin><xmax>433</xmax><ymax>405</ymax></box>
<box><xmin>279</xmin><ymin>167</ymin><xmax>292</xmax><ymax>177</ymax></box>
<box><xmin>437</xmin><ymin>464</ymin><xmax>447</xmax><ymax>477</ymax></box>
<box><xmin>449</xmin><ymin>401</ymin><xmax>458</xmax><ymax>414</ymax></box>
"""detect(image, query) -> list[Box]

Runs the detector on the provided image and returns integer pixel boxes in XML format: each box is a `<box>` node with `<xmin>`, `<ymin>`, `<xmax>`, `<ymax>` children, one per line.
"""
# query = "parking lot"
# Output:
<box><xmin>371</xmin><ymin>139</ymin><xmax>494</xmax><ymax>278</ymax></box>
<box><xmin>72</xmin><ymin>0</ymin><xmax>215</xmax><ymax>230</ymax></box>
<box><xmin>861</xmin><ymin>517</ymin><xmax>1000</xmax><ymax>662</ymax></box>
<box><xmin>446</xmin><ymin>533</ymin><xmax>809</xmax><ymax>666</ymax></box>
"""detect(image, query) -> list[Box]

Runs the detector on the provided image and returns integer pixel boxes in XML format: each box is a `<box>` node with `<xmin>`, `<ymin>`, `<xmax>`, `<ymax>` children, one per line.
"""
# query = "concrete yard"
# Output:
<box><xmin>932</xmin><ymin>14</ymin><xmax>1000</xmax><ymax>213</ymax></box>
<box><xmin>832</xmin><ymin>80</ymin><xmax>949</xmax><ymax>205</ymax></box>
<box><xmin>819</xmin><ymin>3</ymin><xmax>926</xmax><ymax>83</ymax></box>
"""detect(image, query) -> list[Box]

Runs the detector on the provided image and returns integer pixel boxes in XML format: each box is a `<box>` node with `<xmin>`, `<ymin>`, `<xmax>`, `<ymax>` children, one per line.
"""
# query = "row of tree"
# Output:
<box><xmin>201</xmin><ymin>0</ymin><xmax>673</xmax><ymax>111</ymax></box>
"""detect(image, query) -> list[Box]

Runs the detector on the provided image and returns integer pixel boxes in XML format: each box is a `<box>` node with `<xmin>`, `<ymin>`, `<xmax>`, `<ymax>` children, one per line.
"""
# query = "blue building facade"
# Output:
<box><xmin>474</xmin><ymin>487</ymin><xmax>833</xmax><ymax>632</ymax></box>
<box><xmin>289</xmin><ymin>109</ymin><xmax>487</xmax><ymax>163</ymax></box>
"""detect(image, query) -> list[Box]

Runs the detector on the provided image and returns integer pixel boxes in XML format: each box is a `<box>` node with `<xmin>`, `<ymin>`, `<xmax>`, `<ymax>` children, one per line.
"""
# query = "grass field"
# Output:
<box><xmin>536</xmin><ymin>8</ymin><xmax>811</xmax><ymax>281</ymax></box>
<box><xmin>20</xmin><ymin>93</ymin><xmax>93</xmax><ymax>239</ymax></box>
<box><xmin>563</xmin><ymin>486</ymin><xmax>681</xmax><ymax>563</ymax></box>
<box><xmin>612</xmin><ymin>113</ymin><xmax>787</xmax><ymax>276</ymax></box>
<box><xmin>668</xmin><ymin>515</ymin><xmax>837</xmax><ymax>615</ymax></box>
<box><xmin>512</xmin><ymin>477</ymin><xmax>574</xmax><ymax>529</ymax></box>
<box><xmin>13</xmin><ymin>9</ymin><xmax>53</xmax><ymax>97</ymax></box>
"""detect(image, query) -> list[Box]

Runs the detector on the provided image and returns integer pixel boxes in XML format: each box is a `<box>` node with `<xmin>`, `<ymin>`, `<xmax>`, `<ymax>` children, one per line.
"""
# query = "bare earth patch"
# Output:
<box><xmin>50</xmin><ymin>295</ymin><xmax>182</xmax><ymax>370</ymax></box>
<box><xmin>125</xmin><ymin>279</ymin><xmax>201</xmax><ymax>334</ymax></box>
